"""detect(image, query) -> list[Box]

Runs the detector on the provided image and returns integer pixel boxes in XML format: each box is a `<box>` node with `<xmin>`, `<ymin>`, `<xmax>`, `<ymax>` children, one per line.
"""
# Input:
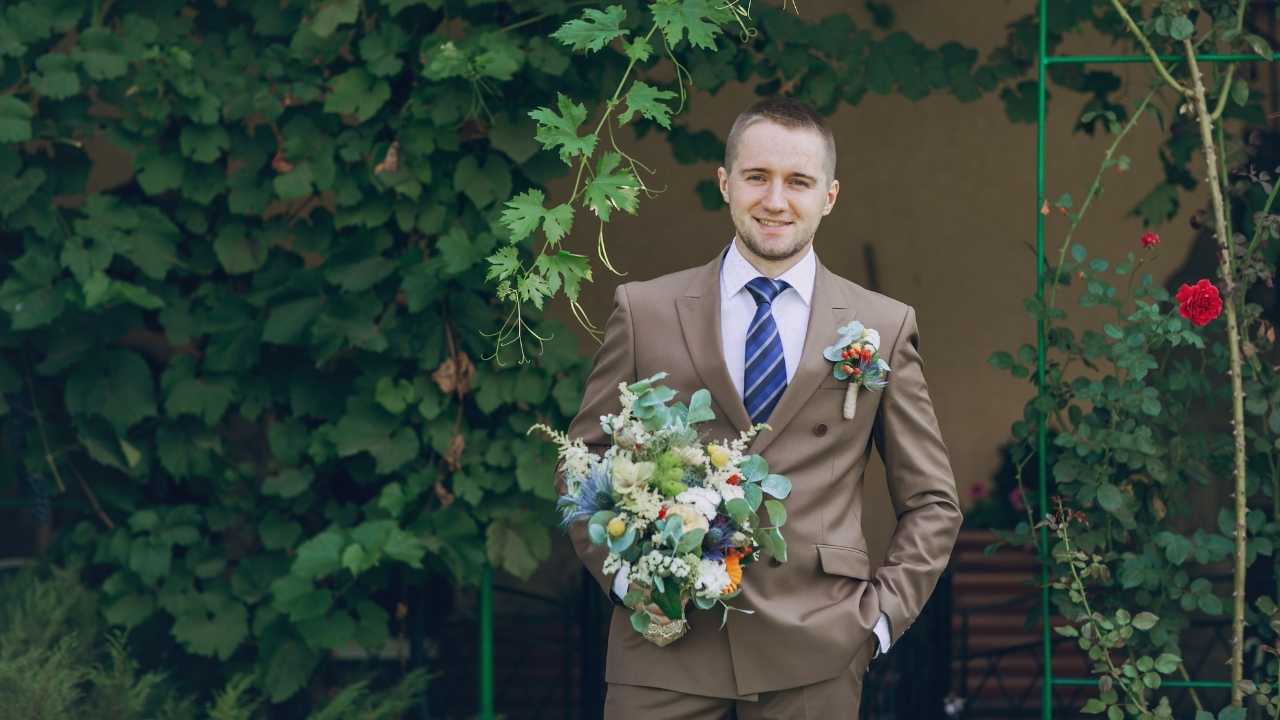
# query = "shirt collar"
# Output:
<box><xmin>720</xmin><ymin>239</ymin><xmax>816</xmax><ymax>307</ymax></box>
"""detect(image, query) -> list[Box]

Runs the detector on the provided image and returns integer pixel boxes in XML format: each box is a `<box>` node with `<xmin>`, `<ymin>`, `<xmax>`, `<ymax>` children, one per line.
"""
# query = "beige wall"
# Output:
<box><xmin>546</xmin><ymin>0</ymin><xmax>1207</xmax><ymax>567</ymax></box>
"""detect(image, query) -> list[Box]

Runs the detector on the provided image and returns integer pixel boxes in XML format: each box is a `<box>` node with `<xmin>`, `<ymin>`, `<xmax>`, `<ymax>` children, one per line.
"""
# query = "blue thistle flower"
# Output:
<box><xmin>701</xmin><ymin>515</ymin><xmax>736</xmax><ymax>561</ymax></box>
<box><xmin>557</xmin><ymin>460</ymin><xmax>616</xmax><ymax>527</ymax></box>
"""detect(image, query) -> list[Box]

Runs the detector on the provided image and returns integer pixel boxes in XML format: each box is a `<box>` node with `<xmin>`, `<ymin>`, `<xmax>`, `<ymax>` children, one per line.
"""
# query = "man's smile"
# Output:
<box><xmin>755</xmin><ymin>217</ymin><xmax>793</xmax><ymax>227</ymax></box>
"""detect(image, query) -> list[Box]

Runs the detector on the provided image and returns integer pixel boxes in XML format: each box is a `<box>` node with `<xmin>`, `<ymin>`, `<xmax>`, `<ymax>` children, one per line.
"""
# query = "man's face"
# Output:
<box><xmin>717</xmin><ymin>120</ymin><xmax>839</xmax><ymax>266</ymax></box>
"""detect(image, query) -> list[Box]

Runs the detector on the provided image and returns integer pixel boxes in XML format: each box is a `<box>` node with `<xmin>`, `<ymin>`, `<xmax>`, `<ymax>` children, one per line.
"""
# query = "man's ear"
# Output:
<box><xmin>717</xmin><ymin>166</ymin><xmax>729</xmax><ymax>202</ymax></box>
<box><xmin>823</xmin><ymin>178</ymin><xmax>840</xmax><ymax>215</ymax></box>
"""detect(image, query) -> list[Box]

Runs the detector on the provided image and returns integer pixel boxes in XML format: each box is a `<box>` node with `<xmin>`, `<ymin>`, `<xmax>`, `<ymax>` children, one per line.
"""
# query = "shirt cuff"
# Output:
<box><xmin>611</xmin><ymin>564</ymin><xmax>630</xmax><ymax>600</ymax></box>
<box><xmin>872</xmin><ymin>613</ymin><xmax>892</xmax><ymax>658</ymax></box>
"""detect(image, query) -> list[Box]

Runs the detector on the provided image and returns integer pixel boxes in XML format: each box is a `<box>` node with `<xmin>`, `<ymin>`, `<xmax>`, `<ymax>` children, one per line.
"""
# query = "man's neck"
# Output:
<box><xmin>733</xmin><ymin>236</ymin><xmax>811</xmax><ymax>279</ymax></box>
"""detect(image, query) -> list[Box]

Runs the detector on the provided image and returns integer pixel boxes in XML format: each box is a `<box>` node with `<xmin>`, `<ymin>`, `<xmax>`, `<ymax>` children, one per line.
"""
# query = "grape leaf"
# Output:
<box><xmin>171</xmin><ymin>591</ymin><xmax>248</xmax><ymax>660</ymax></box>
<box><xmin>324</xmin><ymin>68</ymin><xmax>391</xmax><ymax>123</ymax></box>
<box><xmin>582</xmin><ymin>152</ymin><xmax>638</xmax><ymax>221</ymax></box>
<box><xmin>533</xmin><ymin>250</ymin><xmax>592</xmax><ymax>302</ymax></box>
<box><xmin>486</xmin><ymin>246</ymin><xmax>522</xmax><ymax>283</ymax></box>
<box><xmin>31</xmin><ymin>53</ymin><xmax>80</xmax><ymax>99</ymax></box>
<box><xmin>618</xmin><ymin>81</ymin><xmax>677</xmax><ymax>128</ymax></box>
<box><xmin>651</xmin><ymin>0</ymin><xmax>729</xmax><ymax>51</ymax></box>
<box><xmin>542</xmin><ymin>203</ymin><xmax>574</xmax><ymax>245</ymax></box>
<box><xmin>0</xmin><ymin>96</ymin><xmax>33</xmax><ymax>142</ymax></box>
<box><xmin>309</xmin><ymin>0</ymin><xmax>359</xmax><ymax>37</ymax></box>
<box><xmin>501</xmin><ymin>189</ymin><xmax>547</xmax><ymax>242</ymax></box>
<box><xmin>551</xmin><ymin>6</ymin><xmax>629</xmax><ymax>53</ymax></box>
<box><xmin>529</xmin><ymin>93</ymin><xmax>597</xmax><ymax>163</ymax></box>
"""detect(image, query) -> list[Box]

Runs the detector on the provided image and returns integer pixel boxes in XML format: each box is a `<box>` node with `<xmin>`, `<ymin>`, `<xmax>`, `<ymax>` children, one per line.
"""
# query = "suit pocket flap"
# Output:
<box><xmin>816</xmin><ymin>544</ymin><xmax>871</xmax><ymax>579</ymax></box>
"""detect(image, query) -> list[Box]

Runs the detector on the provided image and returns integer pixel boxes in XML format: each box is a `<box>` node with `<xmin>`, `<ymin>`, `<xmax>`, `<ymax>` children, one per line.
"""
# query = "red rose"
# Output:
<box><xmin>1140</xmin><ymin>231</ymin><xmax>1159</xmax><ymax>249</ymax></box>
<box><xmin>1175</xmin><ymin>279</ymin><xmax>1222</xmax><ymax>327</ymax></box>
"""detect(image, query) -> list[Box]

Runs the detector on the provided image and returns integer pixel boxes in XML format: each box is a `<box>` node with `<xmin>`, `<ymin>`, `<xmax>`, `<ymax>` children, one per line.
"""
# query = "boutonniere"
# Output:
<box><xmin>822</xmin><ymin>321</ymin><xmax>891</xmax><ymax>420</ymax></box>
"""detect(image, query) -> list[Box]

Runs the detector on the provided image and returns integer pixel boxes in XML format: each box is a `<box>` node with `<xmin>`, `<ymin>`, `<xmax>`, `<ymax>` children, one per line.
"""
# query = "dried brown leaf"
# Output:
<box><xmin>444</xmin><ymin>433</ymin><xmax>465</xmax><ymax>473</ymax></box>
<box><xmin>374</xmin><ymin>141</ymin><xmax>400</xmax><ymax>174</ymax></box>
<box><xmin>434</xmin><ymin>479</ymin><xmax>456</xmax><ymax>508</ymax></box>
<box><xmin>1151</xmin><ymin>494</ymin><xmax>1167</xmax><ymax>521</ymax></box>
<box><xmin>433</xmin><ymin>353</ymin><xmax>475</xmax><ymax>396</ymax></box>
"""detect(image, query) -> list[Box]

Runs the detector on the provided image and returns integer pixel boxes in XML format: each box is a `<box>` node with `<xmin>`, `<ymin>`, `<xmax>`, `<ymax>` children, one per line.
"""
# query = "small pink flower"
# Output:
<box><xmin>1140</xmin><ymin>231</ymin><xmax>1160</xmax><ymax>249</ymax></box>
<box><xmin>1009</xmin><ymin>487</ymin><xmax>1025</xmax><ymax>512</ymax></box>
<box><xmin>969</xmin><ymin>481</ymin><xmax>990</xmax><ymax>502</ymax></box>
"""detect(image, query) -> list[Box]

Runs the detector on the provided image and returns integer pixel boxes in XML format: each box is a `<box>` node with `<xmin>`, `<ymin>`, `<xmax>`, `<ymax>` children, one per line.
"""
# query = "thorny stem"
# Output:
<box><xmin>1177</xmin><ymin>662</ymin><xmax>1206</xmax><ymax>713</ymax></box>
<box><xmin>1048</xmin><ymin>85</ymin><xmax>1162</xmax><ymax>311</ymax></box>
<box><xmin>1210</xmin><ymin>0</ymin><xmax>1251</xmax><ymax>122</ymax></box>
<box><xmin>1183</xmin><ymin>37</ymin><xmax>1247</xmax><ymax>708</ymax></box>
<box><xmin>1107</xmin><ymin>0</ymin><xmax>1189</xmax><ymax>96</ymax></box>
<box><xmin>1055</xmin><ymin>514</ymin><xmax>1152</xmax><ymax>713</ymax></box>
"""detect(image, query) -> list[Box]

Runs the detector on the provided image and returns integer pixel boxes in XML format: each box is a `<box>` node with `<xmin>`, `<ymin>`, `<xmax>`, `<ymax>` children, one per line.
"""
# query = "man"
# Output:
<box><xmin>561</xmin><ymin>97</ymin><xmax>961</xmax><ymax>719</ymax></box>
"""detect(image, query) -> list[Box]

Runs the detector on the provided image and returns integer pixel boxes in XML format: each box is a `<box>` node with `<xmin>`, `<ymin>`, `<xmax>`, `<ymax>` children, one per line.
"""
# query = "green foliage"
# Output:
<box><xmin>0</xmin><ymin>0</ymin><xmax>592</xmax><ymax>707</ymax></box>
<box><xmin>0</xmin><ymin>569</ymin><xmax>426</xmax><ymax>719</ymax></box>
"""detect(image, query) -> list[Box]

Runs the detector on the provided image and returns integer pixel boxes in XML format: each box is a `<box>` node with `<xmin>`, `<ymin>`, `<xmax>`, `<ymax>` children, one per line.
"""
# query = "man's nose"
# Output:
<box><xmin>762</xmin><ymin>180</ymin><xmax>786</xmax><ymax>210</ymax></box>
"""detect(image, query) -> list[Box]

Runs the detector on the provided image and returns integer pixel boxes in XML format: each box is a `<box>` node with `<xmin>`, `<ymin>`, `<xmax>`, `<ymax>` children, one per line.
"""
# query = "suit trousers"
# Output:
<box><xmin>603</xmin><ymin>640</ymin><xmax>876</xmax><ymax>720</ymax></box>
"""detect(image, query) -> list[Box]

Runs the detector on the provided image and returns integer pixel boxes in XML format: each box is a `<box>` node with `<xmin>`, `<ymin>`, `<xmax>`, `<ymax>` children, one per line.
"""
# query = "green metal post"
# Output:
<box><xmin>1036</xmin><ymin>1</ymin><xmax>1051</xmax><ymax>718</ymax></box>
<box><xmin>1046</xmin><ymin>53</ymin><xmax>1280</xmax><ymax>64</ymax></box>
<box><xmin>1053</xmin><ymin>678</ymin><xmax>1233</xmax><ymax>689</ymax></box>
<box><xmin>480</xmin><ymin>564</ymin><xmax>494</xmax><ymax>719</ymax></box>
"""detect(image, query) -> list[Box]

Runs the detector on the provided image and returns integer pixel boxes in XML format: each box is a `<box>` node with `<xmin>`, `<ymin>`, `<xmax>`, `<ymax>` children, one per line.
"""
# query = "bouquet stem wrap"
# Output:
<box><xmin>843</xmin><ymin>383</ymin><xmax>858</xmax><ymax>420</ymax></box>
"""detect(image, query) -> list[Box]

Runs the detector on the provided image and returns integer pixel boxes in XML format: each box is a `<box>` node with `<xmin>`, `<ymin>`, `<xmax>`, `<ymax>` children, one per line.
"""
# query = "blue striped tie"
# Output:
<box><xmin>743</xmin><ymin>277</ymin><xmax>789</xmax><ymax>425</ymax></box>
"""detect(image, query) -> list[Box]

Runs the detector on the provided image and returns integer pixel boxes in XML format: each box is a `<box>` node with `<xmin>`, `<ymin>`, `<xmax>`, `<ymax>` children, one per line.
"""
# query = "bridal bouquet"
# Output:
<box><xmin>531</xmin><ymin>373</ymin><xmax>791</xmax><ymax>647</ymax></box>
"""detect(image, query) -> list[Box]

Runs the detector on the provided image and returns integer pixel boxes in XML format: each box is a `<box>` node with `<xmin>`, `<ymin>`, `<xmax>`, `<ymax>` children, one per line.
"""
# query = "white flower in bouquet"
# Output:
<box><xmin>675</xmin><ymin>487</ymin><xmax>721</xmax><ymax>521</ymax></box>
<box><xmin>666</xmin><ymin>503</ymin><xmax>710</xmax><ymax>534</ymax></box>
<box><xmin>611</xmin><ymin>454</ymin><xmax>655</xmax><ymax>493</ymax></box>
<box><xmin>694</xmin><ymin>559</ymin><xmax>733</xmax><ymax>600</ymax></box>
<box><xmin>603</xmin><ymin>553</ymin><xmax>624</xmax><ymax>575</ymax></box>
<box><xmin>717</xmin><ymin>480</ymin><xmax>745</xmax><ymax>502</ymax></box>
<box><xmin>562</xmin><ymin>441</ymin><xmax>593</xmax><ymax>479</ymax></box>
<box><xmin>622</xmin><ymin>487</ymin><xmax>664</xmax><ymax>522</ymax></box>
<box><xmin>672</xmin><ymin>445</ymin><xmax>707</xmax><ymax>467</ymax></box>
<box><xmin>613</xmin><ymin>423</ymin><xmax>646</xmax><ymax>450</ymax></box>
<box><xmin>633</xmin><ymin>550</ymin><xmax>691</xmax><ymax>585</ymax></box>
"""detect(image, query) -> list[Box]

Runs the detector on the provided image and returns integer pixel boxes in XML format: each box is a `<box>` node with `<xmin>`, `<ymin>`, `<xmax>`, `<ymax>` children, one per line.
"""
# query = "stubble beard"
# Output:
<box><xmin>736</xmin><ymin>219</ymin><xmax>814</xmax><ymax>262</ymax></box>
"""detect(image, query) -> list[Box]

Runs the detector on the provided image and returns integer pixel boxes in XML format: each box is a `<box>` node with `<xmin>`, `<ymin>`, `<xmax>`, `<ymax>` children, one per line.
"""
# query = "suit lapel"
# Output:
<box><xmin>748</xmin><ymin>260</ymin><xmax>854</xmax><ymax>457</ymax></box>
<box><xmin>676</xmin><ymin>254</ymin><xmax>753</xmax><ymax>434</ymax></box>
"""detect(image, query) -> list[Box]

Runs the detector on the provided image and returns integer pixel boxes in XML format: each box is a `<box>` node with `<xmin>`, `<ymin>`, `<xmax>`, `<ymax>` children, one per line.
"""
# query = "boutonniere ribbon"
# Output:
<box><xmin>822</xmin><ymin>321</ymin><xmax>891</xmax><ymax>420</ymax></box>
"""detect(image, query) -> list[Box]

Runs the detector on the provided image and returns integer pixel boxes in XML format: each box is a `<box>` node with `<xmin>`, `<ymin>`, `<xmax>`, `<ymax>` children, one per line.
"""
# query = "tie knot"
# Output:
<box><xmin>745</xmin><ymin>277</ymin><xmax>788</xmax><ymax>306</ymax></box>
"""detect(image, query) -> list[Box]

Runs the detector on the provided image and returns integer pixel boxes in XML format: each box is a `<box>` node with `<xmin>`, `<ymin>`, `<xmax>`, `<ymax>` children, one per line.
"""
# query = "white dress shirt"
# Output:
<box><xmin>613</xmin><ymin>240</ymin><xmax>892</xmax><ymax>657</ymax></box>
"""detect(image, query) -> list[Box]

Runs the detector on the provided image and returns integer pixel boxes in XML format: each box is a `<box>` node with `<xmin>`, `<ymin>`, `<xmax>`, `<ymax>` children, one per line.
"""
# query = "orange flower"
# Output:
<box><xmin>723</xmin><ymin>550</ymin><xmax>743</xmax><ymax>594</ymax></box>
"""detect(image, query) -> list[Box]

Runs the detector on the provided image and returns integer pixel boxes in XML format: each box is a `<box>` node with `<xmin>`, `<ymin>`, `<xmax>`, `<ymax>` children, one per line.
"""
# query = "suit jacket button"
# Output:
<box><xmin>813</xmin><ymin>423</ymin><xmax>828</xmax><ymax>437</ymax></box>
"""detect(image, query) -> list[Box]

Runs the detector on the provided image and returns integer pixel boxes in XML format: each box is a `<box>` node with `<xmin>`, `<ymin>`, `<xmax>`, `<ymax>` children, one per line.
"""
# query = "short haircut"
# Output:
<box><xmin>723</xmin><ymin>97</ymin><xmax>836</xmax><ymax>182</ymax></box>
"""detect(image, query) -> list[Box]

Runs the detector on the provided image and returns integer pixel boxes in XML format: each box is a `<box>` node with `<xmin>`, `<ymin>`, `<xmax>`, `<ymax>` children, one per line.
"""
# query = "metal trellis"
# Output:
<box><xmin>1034</xmin><ymin>2</ymin><xmax>1279</xmax><ymax>717</ymax></box>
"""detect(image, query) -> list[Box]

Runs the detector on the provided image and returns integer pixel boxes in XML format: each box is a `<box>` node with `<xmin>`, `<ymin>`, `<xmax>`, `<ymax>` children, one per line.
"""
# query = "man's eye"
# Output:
<box><xmin>791</xmin><ymin>179</ymin><xmax>810</xmax><ymax>187</ymax></box>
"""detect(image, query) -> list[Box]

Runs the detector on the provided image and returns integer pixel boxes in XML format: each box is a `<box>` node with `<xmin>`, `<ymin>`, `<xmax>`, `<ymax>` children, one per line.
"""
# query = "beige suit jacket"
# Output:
<box><xmin>562</xmin><ymin>251</ymin><xmax>962</xmax><ymax>699</ymax></box>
